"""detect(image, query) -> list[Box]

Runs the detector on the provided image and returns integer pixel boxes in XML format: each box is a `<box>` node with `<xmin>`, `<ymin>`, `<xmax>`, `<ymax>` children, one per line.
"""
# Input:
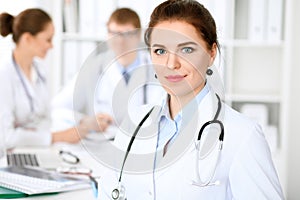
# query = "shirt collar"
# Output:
<box><xmin>160</xmin><ymin>83</ymin><xmax>210</xmax><ymax>121</ymax></box>
<box><xmin>116</xmin><ymin>52</ymin><xmax>141</xmax><ymax>74</ymax></box>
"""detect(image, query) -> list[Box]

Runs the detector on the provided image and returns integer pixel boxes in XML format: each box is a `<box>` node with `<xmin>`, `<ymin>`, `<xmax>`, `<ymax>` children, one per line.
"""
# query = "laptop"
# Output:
<box><xmin>5</xmin><ymin>148</ymin><xmax>65</xmax><ymax>169</ymax></box>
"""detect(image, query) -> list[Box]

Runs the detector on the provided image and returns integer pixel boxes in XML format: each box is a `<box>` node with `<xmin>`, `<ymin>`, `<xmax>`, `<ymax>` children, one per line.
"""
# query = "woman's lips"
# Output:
<box><xmin>165</xmin><ymin>75</ymin><xmax>187</xmax><ymax>82</ymax></box>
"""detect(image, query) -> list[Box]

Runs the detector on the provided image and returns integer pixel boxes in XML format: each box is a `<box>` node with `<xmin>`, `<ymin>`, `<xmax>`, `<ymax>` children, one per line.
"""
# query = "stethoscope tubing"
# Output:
<box><xmin>12</xmin><ymin>54</ymin><xmax>45</xmax><ymax>113</ymax></box>
<box><xmin>112</xmin><ymin>93</ymin><xmax>224</xmax><ymax>199</ymax></box>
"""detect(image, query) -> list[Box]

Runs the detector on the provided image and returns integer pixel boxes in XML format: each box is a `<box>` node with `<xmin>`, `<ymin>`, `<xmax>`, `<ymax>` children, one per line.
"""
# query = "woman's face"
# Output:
<box><xmin>30</xmin><ymin>22</ymin><xmax>54</xmax><ymax>58</ymax></box>
<box><xmin>149</xmin><ymin>20</ymin><xmax>216</xmax><ymax>98</ymax></box>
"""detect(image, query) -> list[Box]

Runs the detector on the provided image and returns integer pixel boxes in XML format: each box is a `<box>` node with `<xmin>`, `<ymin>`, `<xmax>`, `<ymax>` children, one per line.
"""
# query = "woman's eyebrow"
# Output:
<box><xmin>152</xmin><ymin>42</ymin><xmax>198</xmax><ymax>48</ymax></box>
<box><xmin>177</xmin><ymin>41</ymin><xmax>198</xmax><ymax>47</ymax></box>
<box><xmin>152</xmin><ymin>44</ymin><xmax>165</xmax><ymax>48</ymax></box>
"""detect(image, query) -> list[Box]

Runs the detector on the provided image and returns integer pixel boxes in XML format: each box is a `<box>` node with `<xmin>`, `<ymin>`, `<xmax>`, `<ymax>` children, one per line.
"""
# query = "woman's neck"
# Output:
<box><xmin>13</xmin><ymin>47</ymin><xmax>33</xmax><ymax>81</ymax></box>
<box><xmin>168</xmin><ymin>84</ymin><xmax>204</xmax><ymax>119</ymax></box>
<box><xmin>169</xmin><ymin>95</ymin><xmax>191</xmax><ymax>120</ymax></box>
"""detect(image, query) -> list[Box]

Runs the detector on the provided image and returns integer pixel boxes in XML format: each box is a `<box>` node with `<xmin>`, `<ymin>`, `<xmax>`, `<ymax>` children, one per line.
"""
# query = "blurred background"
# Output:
<box><xmin>0</xmin><ymin>0</ymin><xmax>299</xmax><ymax>199</ymax></box>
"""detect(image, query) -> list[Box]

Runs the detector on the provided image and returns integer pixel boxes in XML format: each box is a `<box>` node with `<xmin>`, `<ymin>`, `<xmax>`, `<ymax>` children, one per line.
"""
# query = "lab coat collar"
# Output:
<box><xmin>11</xmin><ymin>56</ymin><xmax>44</xmax><ymax>102</ymax></box>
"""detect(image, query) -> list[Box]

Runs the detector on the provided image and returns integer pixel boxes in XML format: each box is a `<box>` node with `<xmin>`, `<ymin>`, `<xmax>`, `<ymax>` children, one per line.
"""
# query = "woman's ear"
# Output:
<box><xmin>208</xmin><ymin>43</ymin><xmax>217</xmax><ymax>66</ymax></box>
<box><xmin>19</xmin><ymin>32</ymin><xmax>33</xmax><ymax>45</ymax></box>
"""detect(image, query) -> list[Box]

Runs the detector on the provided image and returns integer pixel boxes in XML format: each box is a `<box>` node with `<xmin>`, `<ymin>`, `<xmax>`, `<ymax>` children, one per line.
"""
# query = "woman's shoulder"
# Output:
<box><xmin>0</xmin><ymin>58</ymin><xmax>15</xmax><ymax>79</ymax></box>
<box><xmin>223</xmin><ymin>103</ymin><xmax>265</xmax><ymax>147</ymax></box>
<box><xmin>223</xmin><ymin>102</ymin><xmax>265</xmax><ymax>140</ymax></box>
<box><xmin>0</xmin><ymin>59</ymin><xmax>15</xmax><ymax>95</ymax></box>
<box><xmin>223</xmin><ymin>103</ymin><xmax>259</xmax><ymax>127</ymax></box>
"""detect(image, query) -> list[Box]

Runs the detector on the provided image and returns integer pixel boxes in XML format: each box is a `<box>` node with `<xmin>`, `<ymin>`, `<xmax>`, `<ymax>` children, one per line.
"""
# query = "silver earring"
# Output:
<box><xmin>206</xmin><ymin>68</ymin><xmax>213</xmax><ymax>76</ymax></box>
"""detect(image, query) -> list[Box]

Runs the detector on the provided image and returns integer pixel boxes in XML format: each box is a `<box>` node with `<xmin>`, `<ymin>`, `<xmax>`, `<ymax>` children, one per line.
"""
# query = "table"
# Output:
<box><xmin>7</xmin><ymin>135</ymin><xmax>115</xmax><ymax>200</ymax></box>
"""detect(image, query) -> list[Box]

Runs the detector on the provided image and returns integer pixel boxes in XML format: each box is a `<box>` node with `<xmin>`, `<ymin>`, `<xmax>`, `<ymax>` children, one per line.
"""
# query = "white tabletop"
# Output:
<box><xmin>5</xmin><ymin>134</ymin><xmax>116</xmax><ymax>200</ymax></box>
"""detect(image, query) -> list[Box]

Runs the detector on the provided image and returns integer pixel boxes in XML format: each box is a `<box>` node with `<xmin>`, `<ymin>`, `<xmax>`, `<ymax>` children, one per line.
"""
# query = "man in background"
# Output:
<box><xmin>52</xmin><ymin>8</ymin><xmax>164</xmax><ymax>134</ymax></box>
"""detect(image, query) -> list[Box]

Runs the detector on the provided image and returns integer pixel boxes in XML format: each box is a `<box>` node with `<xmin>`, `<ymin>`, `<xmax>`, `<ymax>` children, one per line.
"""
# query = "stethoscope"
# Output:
<box><xmin>191</xmin><ymin>93</ymin><xmax>224</xmax><ymax>187</ymax></box>
<box><xmin>12</xmin><ymin>55</ymin><xmax>46</xmax><ymax>113</ymax></box>
<box><xmin>111</xmin><ymin>93</ymin><xmax>224</xmax><ymax>200</ymax></box>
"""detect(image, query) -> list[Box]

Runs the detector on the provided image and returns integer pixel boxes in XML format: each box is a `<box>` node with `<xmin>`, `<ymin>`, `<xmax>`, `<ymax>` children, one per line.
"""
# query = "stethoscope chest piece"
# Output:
<box><xmin>112</xmin><ymin>184</ymin><xmax>126</xmax><ymax>200</ymax></box>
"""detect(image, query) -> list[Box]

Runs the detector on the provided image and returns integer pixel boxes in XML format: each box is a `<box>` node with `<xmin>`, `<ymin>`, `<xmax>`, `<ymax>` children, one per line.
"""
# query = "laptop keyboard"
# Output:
<box><xmin>7</xmin><ymin>153</ymin><xmax>40</xmax><ymax>167</ymax></box>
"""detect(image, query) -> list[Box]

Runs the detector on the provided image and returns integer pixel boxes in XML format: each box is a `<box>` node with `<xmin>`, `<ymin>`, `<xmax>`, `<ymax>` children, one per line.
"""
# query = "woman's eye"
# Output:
<box><xmin>154</xmin><ymin>49</ymin><xmax>167</xmax><ymax>55</ymax></box>
<box><xmin>182</xmin><ymin>47</ymin><xmax>193</xmax><ymax>54</ymax></box>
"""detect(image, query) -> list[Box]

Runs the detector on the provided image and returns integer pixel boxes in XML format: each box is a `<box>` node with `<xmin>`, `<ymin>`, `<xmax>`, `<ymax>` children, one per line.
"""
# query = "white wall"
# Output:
<box><xmin>286</xmin><ymin>0</ymin><xmax>300</xmax><ymax>199</ymax></box>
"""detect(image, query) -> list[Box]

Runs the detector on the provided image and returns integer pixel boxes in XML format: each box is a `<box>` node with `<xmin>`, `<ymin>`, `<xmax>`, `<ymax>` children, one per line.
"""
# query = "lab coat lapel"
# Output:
<box><xmin>154</xmin><ymin>91</ymin><xmax>218</xmax><ymax>181</ymax></box>
<box><xmin>106</xmin><ymin>62</ymin><xmax>124</xmax><ymax>86</ymax></box>
<box><xmin>114</xmin><ymin>105</ymin><xmax>161</xmax><ymax>173</ymax></box>
<box><xmin>100</xmin><ymin>60</ymin><xmax>126</xmax><ymax>122</ymax></box>
<box><xmin>20</xmin><ymin>64</ymin><xmax>49</xmax><ymax>116</ymax></box>
<box><xmin>128</xmin><ymin>66</ymin><xmax>147</xmax><ymax>89</ymax></box>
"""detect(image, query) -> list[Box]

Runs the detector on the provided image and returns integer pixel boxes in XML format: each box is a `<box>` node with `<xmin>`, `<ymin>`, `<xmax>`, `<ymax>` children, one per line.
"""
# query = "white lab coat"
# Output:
<box><xmin>52</xmin><ymin>49</ymin><xmax>165</xmax><ymax>127</ymax></box>
<box><xmin>99</xmin><ymin>90</ymin><xmax>284</xmax><ymax>200</ymax></box>
<box><xmin>0</xmin><ymin>57</ymin><xmax>51</xmax><ymax>148</ymax></box>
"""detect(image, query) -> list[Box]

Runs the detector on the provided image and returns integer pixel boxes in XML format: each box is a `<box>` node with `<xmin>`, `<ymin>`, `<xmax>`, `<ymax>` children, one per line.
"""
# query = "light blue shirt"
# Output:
<box><xmin>116</xmin><ymin>53</ymin><xmax>142</xmax><ymax>78</ymax></box>
<box><xmin>157</xmin><ymin>84</ymin><xmax>210</xmax><ymax>153</ymax></box>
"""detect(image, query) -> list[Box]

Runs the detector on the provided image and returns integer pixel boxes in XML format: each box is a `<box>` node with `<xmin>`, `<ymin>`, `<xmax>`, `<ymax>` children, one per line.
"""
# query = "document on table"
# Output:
<box><xmin>0</xmin><ymin>166</ymin><xmax>90</xmax><ymax>195</ymax></box>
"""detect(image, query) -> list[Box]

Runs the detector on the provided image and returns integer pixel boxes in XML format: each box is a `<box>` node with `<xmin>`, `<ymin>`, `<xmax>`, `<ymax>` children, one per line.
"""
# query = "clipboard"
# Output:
<box><xmin>0</xmin><ymin>186</ymin><xmax>26</xmax><ymax>199</ymax></box>
<box><xmin>0</xmin><ymin>186</ymin><xmax>59</xmax><ymax>199</ymax></box>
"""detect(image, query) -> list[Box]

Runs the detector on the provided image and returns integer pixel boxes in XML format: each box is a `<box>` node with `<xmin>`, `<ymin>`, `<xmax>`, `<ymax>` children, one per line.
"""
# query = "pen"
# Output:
<box><xmin>89</xmin><ymin>175</ymin><xmax>98</xmax><ymax>198</ymax></box>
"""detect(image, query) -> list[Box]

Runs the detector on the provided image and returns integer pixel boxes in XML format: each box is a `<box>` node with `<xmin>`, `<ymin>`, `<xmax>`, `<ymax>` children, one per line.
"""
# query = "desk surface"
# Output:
<box><xmin>8</xmin><ymin>136</ymin><xmax>114</xmax><ymax>200</ymax></box>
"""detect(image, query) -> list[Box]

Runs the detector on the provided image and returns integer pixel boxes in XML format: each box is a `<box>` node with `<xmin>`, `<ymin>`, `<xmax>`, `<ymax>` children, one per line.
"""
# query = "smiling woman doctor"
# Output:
<box><xmin>99</xmin><ymin>0</ymin><xmax>284</xmax><ymax>199</ymax></box>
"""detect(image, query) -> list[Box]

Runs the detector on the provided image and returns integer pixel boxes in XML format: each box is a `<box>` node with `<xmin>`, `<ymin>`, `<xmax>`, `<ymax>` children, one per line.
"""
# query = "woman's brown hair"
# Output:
<box><xmin>0</xmin><ymin>8</ymin><xmax>52</xmax><ymax>43</ymax></box>
<box><xmin>144</xmin><ymin>0</ymin><xmax>220</xmax><ymax>51</ymax></box>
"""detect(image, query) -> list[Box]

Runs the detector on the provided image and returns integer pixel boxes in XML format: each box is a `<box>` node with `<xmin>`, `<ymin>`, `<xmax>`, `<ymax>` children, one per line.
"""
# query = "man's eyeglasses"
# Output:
<box><xmin>108</xmin><ymin>29</ymin><xmax>139</xmax><ymax>37</ymax></box>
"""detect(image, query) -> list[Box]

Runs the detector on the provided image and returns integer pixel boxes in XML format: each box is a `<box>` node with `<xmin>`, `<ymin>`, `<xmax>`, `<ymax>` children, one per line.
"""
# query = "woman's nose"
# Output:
<box><xmin>166</xmin><ymin>52</ymin><xmax>180</xmax><ymax>70</ymax></box>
